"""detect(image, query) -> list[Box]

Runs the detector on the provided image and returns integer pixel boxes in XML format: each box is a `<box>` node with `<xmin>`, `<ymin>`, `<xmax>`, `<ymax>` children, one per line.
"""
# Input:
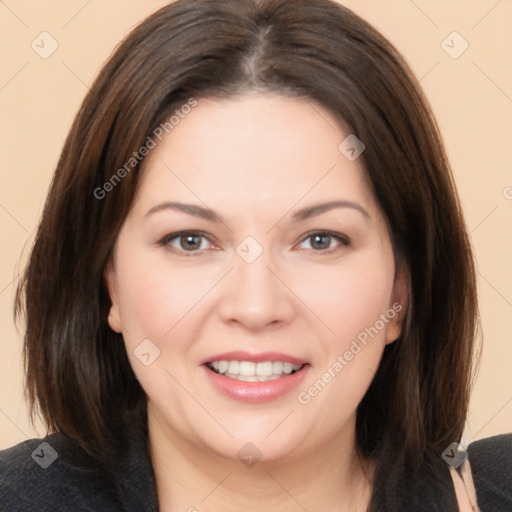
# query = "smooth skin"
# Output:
<box><xmin>106</xmin><ymin>93</ymin><xmax>408</xmax><ymax>512</ymax></box>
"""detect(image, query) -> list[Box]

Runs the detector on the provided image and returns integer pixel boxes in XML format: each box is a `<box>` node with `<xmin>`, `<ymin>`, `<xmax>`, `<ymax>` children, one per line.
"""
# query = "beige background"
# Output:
<box><xmin>1</xmin><ymin>0</ymin><xmax>511</xmax><ymax>450</ymax></box>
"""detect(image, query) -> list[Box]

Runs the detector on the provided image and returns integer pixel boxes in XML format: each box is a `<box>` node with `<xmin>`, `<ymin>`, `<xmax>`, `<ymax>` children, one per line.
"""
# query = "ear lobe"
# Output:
<box><xmin>104</xmin><ymin>260</ymin><xmax>122</xmax><ymax>333</ymax></box>
<box><xmin>385</xmin><ymin>265</ymin><xmax>410</xmax><ymax>345</ymax></box>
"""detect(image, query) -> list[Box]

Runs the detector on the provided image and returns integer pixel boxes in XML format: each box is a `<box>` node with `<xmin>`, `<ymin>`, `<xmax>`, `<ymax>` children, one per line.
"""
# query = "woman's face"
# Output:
<box><xmin>106</xmin><ymin>94</ymin><xmax>406</xmax><ymax>463</ymax></box>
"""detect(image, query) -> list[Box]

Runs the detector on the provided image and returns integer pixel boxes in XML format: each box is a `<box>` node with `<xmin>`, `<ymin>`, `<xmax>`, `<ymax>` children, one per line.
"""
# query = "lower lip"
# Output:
<box><xmin>202</xmin><ymin>364</ymin><xmax>310</xmax><ymax>403</ymax></box>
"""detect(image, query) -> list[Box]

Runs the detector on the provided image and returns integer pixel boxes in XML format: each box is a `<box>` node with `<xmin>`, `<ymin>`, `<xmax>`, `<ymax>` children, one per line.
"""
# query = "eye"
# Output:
<box><xmin>157</xmin><ymin>231</ymin><xmax>214</xmax><ymax>255</ymax></box>
<box><xmin>157</xmin><ymin>230</ymin><xmax>350</xmax><ymax>256</ymax></box>
<box><xmin>297</xmin><ymin>231</ymin><xmax>350</xmax><ymax>254</ymax></box>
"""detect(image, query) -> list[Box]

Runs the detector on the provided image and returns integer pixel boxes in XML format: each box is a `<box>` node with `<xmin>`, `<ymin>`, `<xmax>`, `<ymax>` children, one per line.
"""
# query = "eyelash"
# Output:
<box><xmin>157</xmin><ymin>230</ymin><xmax>351</xmax><ymax>257</ymax></box>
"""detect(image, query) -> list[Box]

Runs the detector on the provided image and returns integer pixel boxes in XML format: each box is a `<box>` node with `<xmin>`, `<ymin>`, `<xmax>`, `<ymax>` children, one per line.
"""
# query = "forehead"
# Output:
<box><xmin>132</xmin><ymin>94</ymin><xmax>378</xmax><ymax>219</ymax></box>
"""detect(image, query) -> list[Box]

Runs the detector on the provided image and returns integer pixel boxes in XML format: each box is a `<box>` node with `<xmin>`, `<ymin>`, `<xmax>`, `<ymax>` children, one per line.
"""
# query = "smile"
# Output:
<box><xmin>202</xmin><ymin>361</ymin><xmax>310</xmax><ymax>403</ymax></box>
<box><xmin>206</xmin><ymin>360</ymin><xmax>304</xmax><ymax>382</ymax></box>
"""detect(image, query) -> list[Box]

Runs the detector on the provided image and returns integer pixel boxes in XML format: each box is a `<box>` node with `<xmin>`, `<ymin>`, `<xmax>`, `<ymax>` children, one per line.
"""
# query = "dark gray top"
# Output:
<box><xmin>1</xmin><ymin>409</ymin><xmax>511</xmax><ymax>511</ymax></box>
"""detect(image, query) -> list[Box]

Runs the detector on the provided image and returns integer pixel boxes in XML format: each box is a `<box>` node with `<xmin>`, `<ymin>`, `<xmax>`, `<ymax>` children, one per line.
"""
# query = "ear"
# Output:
<box><xmin>385</xmin><ymin>264</ymin><xmax>410</xmax><ymax>345</ymax></box>
<box><xmin>104</xmin><ymin>259</ymin><xmax>122</xmax><ymax>333</ymax></box>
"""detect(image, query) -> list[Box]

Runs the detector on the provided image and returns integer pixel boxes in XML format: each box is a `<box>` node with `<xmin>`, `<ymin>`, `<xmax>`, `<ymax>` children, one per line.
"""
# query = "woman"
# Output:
<box><xmin>1</xmin><ymin>0</ymin><xmax>510</xmax><ymax>510</ymax></box>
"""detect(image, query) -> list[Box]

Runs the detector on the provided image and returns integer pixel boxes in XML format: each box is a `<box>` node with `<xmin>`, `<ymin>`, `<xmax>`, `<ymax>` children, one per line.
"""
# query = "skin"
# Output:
<box><xmin>106</xmin><ymin>93</ymin><xmax>408</xmax><ymax>512</ymax></box>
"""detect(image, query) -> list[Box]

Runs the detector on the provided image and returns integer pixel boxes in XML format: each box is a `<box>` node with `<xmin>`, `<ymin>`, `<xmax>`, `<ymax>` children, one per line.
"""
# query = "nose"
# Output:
<box><xmin>217</xmin><ymin>248</ymin><xmax>296</xmax><ymax>332</ymax></box>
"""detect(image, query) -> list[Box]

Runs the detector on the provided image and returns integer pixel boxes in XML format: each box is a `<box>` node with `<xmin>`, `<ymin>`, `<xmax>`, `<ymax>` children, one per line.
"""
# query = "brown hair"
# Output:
<box><xmin>15</xmin><ymin>0</ymin><xmax>479</xmax><ymax>508</ymax></box>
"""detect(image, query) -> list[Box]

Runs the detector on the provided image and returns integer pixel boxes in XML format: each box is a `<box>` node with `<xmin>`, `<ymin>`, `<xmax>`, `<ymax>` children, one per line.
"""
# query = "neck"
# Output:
<box><xmin>147</xmin><ymin>401</ymin><xmax>374</xmax><ymax>512</ymax></box>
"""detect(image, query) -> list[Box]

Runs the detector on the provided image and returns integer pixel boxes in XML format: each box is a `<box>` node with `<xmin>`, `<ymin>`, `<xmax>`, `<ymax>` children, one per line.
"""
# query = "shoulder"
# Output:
<box><xmin>467</xmin><ymin>433</ymin><xmax>512</xmax><ymax>509</ymax></box>
<box><xmin>0</xmin><ymin>432</ymin><xmax>122</xmax><ymax>512</ymax></box>
<box><xmin>468</xmin><ymin>432</ymin><xmax>512</xmax><ymax>457</ymax></box>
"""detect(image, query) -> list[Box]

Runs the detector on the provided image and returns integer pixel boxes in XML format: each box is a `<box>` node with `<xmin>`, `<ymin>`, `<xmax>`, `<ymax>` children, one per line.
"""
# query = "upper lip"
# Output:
<box><xmin>200</xmin><ymin>351</ymin><xmax>309</xmax><ymax>366</ymax></box>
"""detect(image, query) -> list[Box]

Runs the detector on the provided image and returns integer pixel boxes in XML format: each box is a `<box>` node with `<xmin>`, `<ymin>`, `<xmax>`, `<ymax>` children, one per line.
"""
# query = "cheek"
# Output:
<box><xmin>113</xmin><ymin>247</ymin><xmax>212</xmax><ymax>345</ymax></box>
<box><xmin>295</xmin><ymin>257</ymin><xmax>395</xmax><ymax>423</ymax></box>
<box><xmin>112</xmin><ymin>250</ymin><xmax>214</xmax><ymax>398</ymax></box>
<box><xmin>304</xmin><ymin>254</ymin><xmax>396</xmax><ymax>348</ymax></box>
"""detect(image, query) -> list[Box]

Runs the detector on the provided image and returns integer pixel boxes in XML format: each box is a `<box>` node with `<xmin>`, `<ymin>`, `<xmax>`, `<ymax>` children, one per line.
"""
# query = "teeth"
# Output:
<box><xmin>272</xmin><ymin>361</ymin><xmax>283</xmax><ymax>374</ymax></box>
<box><xmin>207</xmin><ymin>360</ymin><xmax>303</xmax><ymax>381</ymax></box>
<box><xmin>228</xmin><ymin>361</ymin><xmax>239</xmax><ymax>374</ymax></box>
<box><xmin>256</xmin><ymin>362</ymin><xmax>273</xmax><ymax>376</ymax></box>
<box><xmin>283</xmin><ymin>362</ymin><xmax>295</xmax><ymax>374</ymax></box>
<box><xmin>239</xmin><ymin>361</ymin><xmax>256</xmax><ymax>376</ymax></box>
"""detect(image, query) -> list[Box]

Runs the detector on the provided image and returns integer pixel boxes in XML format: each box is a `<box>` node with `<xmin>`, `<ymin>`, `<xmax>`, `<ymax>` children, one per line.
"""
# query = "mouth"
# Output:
<box><xmin>200</xmin><ymin>351</ymin><xmax>311</xmax><ymax>402</ymax></box>
<box><xmin>205</xmin><ymin>360</ymin><xmax>306</xmax><ymax>382</ymax></box>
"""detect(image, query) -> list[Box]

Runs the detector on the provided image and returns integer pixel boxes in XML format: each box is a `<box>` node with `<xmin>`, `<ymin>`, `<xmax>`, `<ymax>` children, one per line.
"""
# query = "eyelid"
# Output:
<box><xmin>298</xmin><ymin>230</ymin><xmax>350</xmax><ymax>244</ymax></box>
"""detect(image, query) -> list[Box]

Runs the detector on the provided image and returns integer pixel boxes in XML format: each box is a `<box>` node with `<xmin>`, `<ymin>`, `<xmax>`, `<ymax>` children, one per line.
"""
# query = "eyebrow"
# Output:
<box><xmin>144</xmin><ymin>200</ymin><xmax>370</xmax><ymax>223</ymax></box>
